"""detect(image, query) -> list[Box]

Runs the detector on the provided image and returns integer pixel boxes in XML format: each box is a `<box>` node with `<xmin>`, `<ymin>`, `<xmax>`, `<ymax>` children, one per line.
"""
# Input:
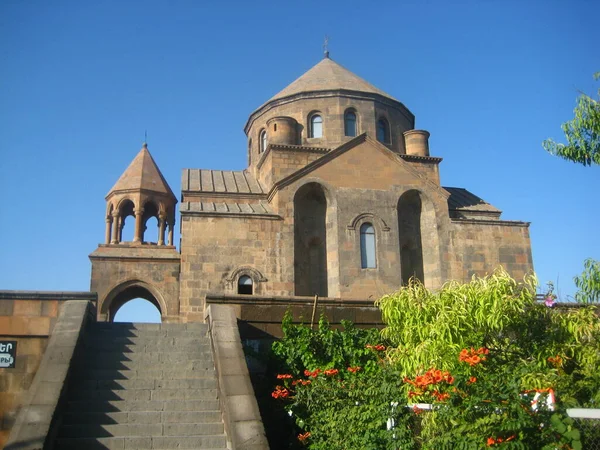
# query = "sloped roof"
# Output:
<box><xmin>107</xmin><ymin>144</ymin><xmax>175</xmax><ymax>199</ymax></box>
<box><xmin>267</xmin><ymin>57</ymin><xmax>398</xmax><ymax>103</ymax></box>
<box><xmin>444</xmin><ymin>187</ymin><xmax>501</xmax><ymax>213</ymax></box>
<box><xmin>181</xmin><ymin>201</ymin><xmax>276</xmax><ymax>217</ymax></box>
<box><xmin>182</xmin><ymin>169</ymin><xmax>264</xmax><ymax>194</ymax></box>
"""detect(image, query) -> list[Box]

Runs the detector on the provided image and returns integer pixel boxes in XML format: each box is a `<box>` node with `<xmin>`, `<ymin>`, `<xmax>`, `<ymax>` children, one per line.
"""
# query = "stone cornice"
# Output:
<box><xmin>0</xmin><ymin>290</ymin><xmax>97</xmax><ymax>301</ymax></box>
<box><xmin>450</xmin><ymin>218</ymin><xmax>531</xmax><ymax>227</ymax></box>
<box><xmin>206</xmin><ymin>293</ymin><xmax>378</xmax><ymax>308</ymax></box>
<box><xmin>400</xmin><ymin>154</ymin><xmax>443</xmax><ymax>164</ymax></box>
<box><xmin>181</xmin><ymin>210</ymin><xmax>282</xmax><ymax>221</ymax></box>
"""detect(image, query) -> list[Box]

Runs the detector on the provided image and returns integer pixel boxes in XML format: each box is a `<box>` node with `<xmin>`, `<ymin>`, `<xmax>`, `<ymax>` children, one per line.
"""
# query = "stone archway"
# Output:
<box><xmin>100</xmin><ymin>280</ymin><xmax>166</xmax><ymax>322</ymax></box>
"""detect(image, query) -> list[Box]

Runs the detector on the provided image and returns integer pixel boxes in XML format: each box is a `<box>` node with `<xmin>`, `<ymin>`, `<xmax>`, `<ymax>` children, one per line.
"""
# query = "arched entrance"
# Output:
<box><xmin>114</xmin><ymin>299</ymin><xmax>161</xmax><ymax>323</ymax></box>
<box><xmin>100</xmin><ymin>281</ymin><xmax>166</xmax><ymax>322</ymax></box>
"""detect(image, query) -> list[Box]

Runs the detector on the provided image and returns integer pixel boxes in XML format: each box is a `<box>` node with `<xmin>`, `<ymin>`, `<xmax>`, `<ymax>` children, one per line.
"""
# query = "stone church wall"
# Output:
<box><xmin>447</xmin><ymin>220</ymin><xmax>533</xmax><ymax>282</ymax></box>
<box><xmin>178</xmin><ymin>214</ymin><xmax>294</xmax><ymax>321</ymax></box>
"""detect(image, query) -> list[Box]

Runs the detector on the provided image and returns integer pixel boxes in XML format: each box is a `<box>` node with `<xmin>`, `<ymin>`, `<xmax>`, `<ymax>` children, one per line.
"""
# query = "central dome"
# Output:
<box><xmin>267</xmin><ymin>57</ymin><xmax>399</xmax><ymax>103</ymax></box>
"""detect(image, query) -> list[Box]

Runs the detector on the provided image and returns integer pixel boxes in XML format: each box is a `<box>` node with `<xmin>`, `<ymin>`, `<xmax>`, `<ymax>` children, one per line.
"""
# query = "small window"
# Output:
<box><xmin>360</xmin><ymin>223</ymin><xmax>376</xmax><ymax>269</ymax></box>
<box><xmin>377</xmin><ymin>118</ymin><xmax>390</xmax><ymax>144</ymax></box>
<box><xmin>310</xmin><ymin>114</ymin><xmax>323</xmax><ymax>138</ymax></box>
<box><xmin>260</xmin><ymin>129</ymin><xmax>267</xmax><ymax>153</ymax></box>
<box><xmin>238</xmin><ymin>275</ymin><xmax>253</xmax><ymax>295</ymax></box>
<box><xmin>344</xmin><ymin>110</ymin><xmax>357</xmax><ymax>137</ymax></box>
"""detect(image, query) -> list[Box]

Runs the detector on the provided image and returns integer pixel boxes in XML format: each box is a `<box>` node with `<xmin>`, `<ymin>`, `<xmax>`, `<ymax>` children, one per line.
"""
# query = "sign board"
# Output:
<box><xmin>0</xmin><ymin>341</ymin><xmax>17</xmax><ymax>368</ymax></box>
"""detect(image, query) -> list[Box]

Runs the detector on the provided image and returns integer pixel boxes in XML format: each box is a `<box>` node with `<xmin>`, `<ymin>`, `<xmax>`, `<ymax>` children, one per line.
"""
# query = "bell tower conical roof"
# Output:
<box><xmin>107</xmin><ymin>143</ymin><xmax>176</xmax><ymax>200</ymax></box>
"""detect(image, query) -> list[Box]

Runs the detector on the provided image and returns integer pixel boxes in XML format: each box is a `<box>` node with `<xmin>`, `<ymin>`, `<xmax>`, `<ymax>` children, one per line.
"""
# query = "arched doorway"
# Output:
<box><xmin>101</xmin><ymin>283</ymin><xmax>164</xmax><ymax>323</ymax></box>
<box><xmin>113</xmin><ymin>299</ymin><xmax>161</xmax><ymax>323</ymax></box>
<box><xmin>294</xmin><ymin>182</ymin><xmax>328</xmax><ymax>296</ymax></box>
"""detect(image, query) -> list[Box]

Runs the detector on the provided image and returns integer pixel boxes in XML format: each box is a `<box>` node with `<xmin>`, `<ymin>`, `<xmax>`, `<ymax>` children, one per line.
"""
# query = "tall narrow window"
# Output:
<box><xmin>377</xmin><ymin>118</ymin><xmax>390</xmax><ymax>143</ymax></box>
<box><xmin>260</xmin><ymin>129</ymin><xmax>267</xmax><ymax>153</ymax></box>
<box><xmin>310</xmin><ymin>115</ymin><xmax>323</xmax><ymax>138</ymax></box>
<box><xmin>344</xmin><ymin>110</ymin><xmax>357</xmax><ymax>137</ymax></box>
<box><xmin>360</xmin><ymin>223</ymin><xmax>376</xmax><ymax>268</ymax></box>
<box><xmin>238</xmin><ymin>276</ymin><xmax>253</xmax><ymax>295</ymax></box>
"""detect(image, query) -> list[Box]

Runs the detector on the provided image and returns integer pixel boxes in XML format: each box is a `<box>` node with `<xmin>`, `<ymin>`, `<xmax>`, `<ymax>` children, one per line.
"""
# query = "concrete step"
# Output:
<box><xmin>74</xmin><ymin>357</ymin><xmax>215</xmax><ymax>371</ymax></box>
<box><xmin>69</xmin><ymin>367</ymin><xmax>216</xmax><ymax>380</ymax></box>
<box><xmin>84</xmin><ymin>336</ymin><xmax>211</xmax><ymax>346</ymax></box>
<box><xmin>58</xmin><ymin>422</ymin><xmax>225</xmax><ymax>438</ymax></box>
<box><xmin>67</xmin><ymin>399</ymin><xmax>221</xmax><ymax>413</ymax></box>
<box><xmin>71</xmin><ymin>377</ymin><xmax>218</xmax><ymax>391</ymax></box>
<box><xmin>87</xmin><ymin>329</ymin><xmax>209</xmax><ymax>338</ymax></box>
<box><xmin>83</xmin><ymin>340</ymin><xmax>211</xmax><ymax>352</ymax></box>
<box><xmin>54</xmin><ymin>435</ymin><xmax>227</xmax><ymax>449</ymax></box>
<box><xmin>70</xmin><ymin>388</ymin><xmax>218</xmax><ymax>401</ymax></box>
<box><xmin>61</xmin><ymin>410</ymin><xmax>222</xmax><ymax>425</ymax></box>
<box><xmin>77</xmin><ymin>350</ymin><xmax>213</xmax><ymax>365</ymax></box>
<box><xmin>90</xmin><ymin>322</ymin><xmax>208</xmax><ymax>332</ymax></box>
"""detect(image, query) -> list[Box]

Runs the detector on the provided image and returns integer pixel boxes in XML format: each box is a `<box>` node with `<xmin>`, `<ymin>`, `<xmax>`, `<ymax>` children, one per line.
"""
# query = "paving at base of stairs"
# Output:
<box><xmin>53</xmin><ymin>322</ymin><xmax>229</xmax><ymax>450</ymax></box>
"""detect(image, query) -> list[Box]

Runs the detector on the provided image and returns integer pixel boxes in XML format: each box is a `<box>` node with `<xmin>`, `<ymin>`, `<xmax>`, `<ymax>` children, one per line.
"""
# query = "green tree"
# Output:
<box><xmin>543</xmin><ymin>72</ymin><xmax>600</xmax><ymax>166</ymax></box>
<box><xmin>574</xmin><ymin>258</ymin><xmax>600</xmax><ymax>303</ymax></box>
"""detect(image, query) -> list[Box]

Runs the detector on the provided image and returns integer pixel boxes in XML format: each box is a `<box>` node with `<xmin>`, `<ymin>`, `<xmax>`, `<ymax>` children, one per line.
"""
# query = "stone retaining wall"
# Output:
<box><xmin>0</xmin><ymin>291</ymin><xmax>96</xmax><ymax>449</ymax></box>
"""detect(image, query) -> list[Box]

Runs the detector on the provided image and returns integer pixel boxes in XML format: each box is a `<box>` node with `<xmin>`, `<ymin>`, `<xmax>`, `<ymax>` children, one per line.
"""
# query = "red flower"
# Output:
<box><xmin>324</xmin><ymin>368</ymin><xmax>339</xmax><ymax>376</ymax></box>
<box><xmin>468</xmin><ymin>376</ymin><xmax>477</xmax><ymax>384</ymax></box>
<box><xmin>298</xmin><ymin>431</ymin><xmax>311</xmax><ymax>443</ymax></box>
<box><xmin>347</xmin><ymin>366</ymin><xmax>361</xmax><ymax>373</ymax></box>
<box><xmin>276</xmin><ymin>374</ymin><xmax>293</xmax><ymax>379</ymax></box>
<box><xmin>366</xmin><ymin>344</ymin><xmax>386</xmax><ymax>351</ymax></box>
<box><xmin>271</xmin><ymin>386</ymin><xmax>290</xmax><ymax>399</ymax></box>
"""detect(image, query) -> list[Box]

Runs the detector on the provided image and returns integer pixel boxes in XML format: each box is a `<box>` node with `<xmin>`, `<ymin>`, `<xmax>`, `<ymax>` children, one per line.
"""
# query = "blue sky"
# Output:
<box><xmin>0</xmin><ymin>1</ymin><xmax>598</xmax><ymax>321</ymax></box>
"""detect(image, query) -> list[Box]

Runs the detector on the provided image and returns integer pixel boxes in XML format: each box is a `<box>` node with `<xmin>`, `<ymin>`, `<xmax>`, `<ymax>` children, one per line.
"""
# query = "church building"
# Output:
<box><xmin>89</xmin><ymin>54</ymin><xmax>533</xmax><ymax>326</ymax></box>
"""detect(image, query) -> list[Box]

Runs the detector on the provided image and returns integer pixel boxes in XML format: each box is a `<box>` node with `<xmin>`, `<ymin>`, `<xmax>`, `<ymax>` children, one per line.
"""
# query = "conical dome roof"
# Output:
<box><xmin>107</xmin><ymin>144</ymin><xmax>176</xmax><ymax>200</ymax></box>
<box><xmin>267</xmin><ymin>57</ymin><xmax>398</xmax><ymax>103</ymax></box>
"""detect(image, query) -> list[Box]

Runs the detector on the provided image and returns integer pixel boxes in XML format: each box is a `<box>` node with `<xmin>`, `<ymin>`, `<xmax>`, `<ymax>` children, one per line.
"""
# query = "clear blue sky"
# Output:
<box><xmin>1</xmin><ymin>1</ymin><xmax>598</xmax><ymax>321</ymax></box>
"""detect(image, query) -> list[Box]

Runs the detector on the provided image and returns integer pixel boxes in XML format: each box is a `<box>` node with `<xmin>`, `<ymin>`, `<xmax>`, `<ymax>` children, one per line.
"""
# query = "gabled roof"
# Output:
<box><xmin>267</xmin><ymin>57</ymin><xmax>398</xmax><ymax>103</ymax></box>
<box><xmin>107</xmin><ymin>144</ymin><xmax>175</xmax><ymax>199</ymax></box>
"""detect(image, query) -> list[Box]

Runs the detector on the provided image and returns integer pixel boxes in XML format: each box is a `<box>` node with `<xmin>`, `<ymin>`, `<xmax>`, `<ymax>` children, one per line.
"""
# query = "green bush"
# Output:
<box><xmin>270</xmin><ymin>269</ymin><xmax>600</xmax><ymax>448</ymax></box>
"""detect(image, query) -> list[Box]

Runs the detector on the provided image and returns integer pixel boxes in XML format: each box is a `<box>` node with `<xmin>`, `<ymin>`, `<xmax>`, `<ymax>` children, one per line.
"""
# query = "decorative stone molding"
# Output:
<box><xmin>347</xmin><ymin>212</ymin><xmax>390</xmax><ymax>232</ymax></box>
<box><xmin>225</xmin><ymin>266</ymin><xmax>268</xmax><ymax>289</ymax></box>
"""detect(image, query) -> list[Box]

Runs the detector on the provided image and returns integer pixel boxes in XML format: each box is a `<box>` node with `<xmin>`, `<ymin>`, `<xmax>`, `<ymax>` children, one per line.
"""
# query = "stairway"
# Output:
<box><xmin>54</xmin><ymin>322</ymin><xmax>228</xmax><ymax>449</ymax></box>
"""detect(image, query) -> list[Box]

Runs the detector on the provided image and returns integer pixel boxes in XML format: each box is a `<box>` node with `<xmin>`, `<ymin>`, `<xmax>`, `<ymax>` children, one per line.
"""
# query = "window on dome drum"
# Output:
<box><xmin>344</xmin><ymin>110</ymin><xmax>357</xmax><ymax>137</ymax></box>
<box><xmin>238</xmin><ymin>275</ymin><xmax>253</xmax><ymax>295</ymax></box>
<box><xmin>377</xmin><ymin>118</ymin><xmax>390</xmax><ymax>144</ymax></box>
<box><xmin>310</xmin><ymin>115</ymin><xmax>323</xmax><ymax>138</ymax></box>
<box><xmin>360</xmin><ymin>223</ymin><xmax>376</xmax><ymax>268</ymax></box>
<box><xmin>260</xmin><ymin>129</ymin><xmax>267</xmax><ymax>153</ymax></box>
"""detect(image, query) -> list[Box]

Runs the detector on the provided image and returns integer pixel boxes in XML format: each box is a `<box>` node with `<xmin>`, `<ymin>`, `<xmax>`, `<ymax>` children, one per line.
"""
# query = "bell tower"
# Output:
<box><xmin>90</xmin><ymin>143</ymin><xmax>181</xmax><ymax>322</ymax></box>
<box><xmin>104</xmin><ymin>142</ymin><xmax>177</xmax><ymax>246</ymax></box>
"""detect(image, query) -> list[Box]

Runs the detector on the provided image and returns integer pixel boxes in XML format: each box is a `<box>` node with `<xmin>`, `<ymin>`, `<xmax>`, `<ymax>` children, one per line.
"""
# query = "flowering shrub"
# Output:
<box><xmin>269</xmin><ymin>269</ymin><xmax>600</xmax><ymax>448</ymax></box>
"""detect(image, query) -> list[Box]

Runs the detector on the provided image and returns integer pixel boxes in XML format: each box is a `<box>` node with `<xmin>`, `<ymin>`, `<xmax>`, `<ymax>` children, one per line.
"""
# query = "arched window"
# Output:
<box><xmin>310</xmin><ymin>114</ymin><xmax>323</xmax><ymax>138</ymax></box>
<box><xmin>377</xmin><ymin>118</ymin><xmax>390</xmax><ymax>144</ymax></box>
<box><xmin>360</xmin><ymin>223</ymin><xmax>376</xmax><ymax>268</ymax></box>
<box><xmin>260</xmin><ymin>129</ymin><xmax>267</xmax><ymax>153</ymax></box>
<box><xmin>344</xmin><ymin>110</ymin><xmax>357</xmax><ymax>137</ymax></box>
<box><xmin>238</xmin><ymin>275</ymin><xmax>253</xmax><ymax>295</ymax></box>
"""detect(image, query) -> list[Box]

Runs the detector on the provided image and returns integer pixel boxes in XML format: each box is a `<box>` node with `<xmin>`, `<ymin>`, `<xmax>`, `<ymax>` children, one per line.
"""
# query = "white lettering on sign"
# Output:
<box><xmin>0</xmin><ymin>354</ymin><xmax>15</xmax><ymax>368</ymax></box>
<box><xmin>0</xmin><ymin>342</ymin><xmax>13</xmax><ymax>352</ymax></box>
<box><xmin>0</xmin><ymin>341</ymin><xmax>17</xmax><ymax>368</ymax></box>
